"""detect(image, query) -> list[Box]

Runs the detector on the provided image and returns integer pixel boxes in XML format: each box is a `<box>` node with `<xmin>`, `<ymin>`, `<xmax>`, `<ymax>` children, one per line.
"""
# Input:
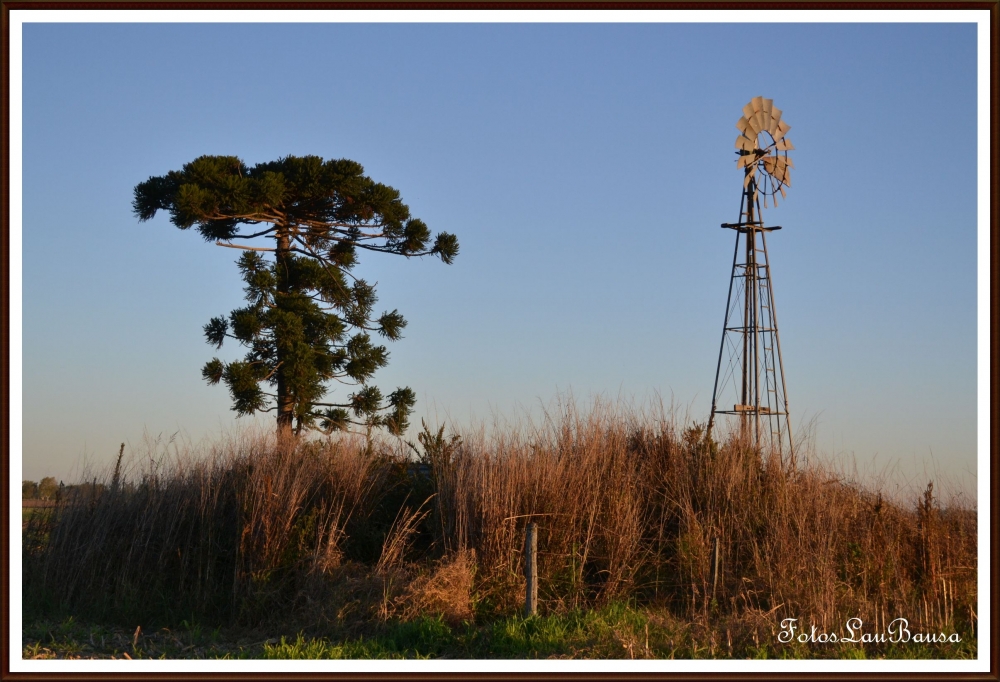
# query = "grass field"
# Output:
<box><xmin>21</xmin><ymin>402</ymin><xmax>977</xmax><ymax>660</ymax></box>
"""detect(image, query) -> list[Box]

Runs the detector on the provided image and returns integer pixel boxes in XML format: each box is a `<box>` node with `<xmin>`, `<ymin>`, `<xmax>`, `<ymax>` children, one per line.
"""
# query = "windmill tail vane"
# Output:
<box><xmin>707</xmin><ymin>96</ymin><xmax>795</xmax><ymax>465</ymax></box>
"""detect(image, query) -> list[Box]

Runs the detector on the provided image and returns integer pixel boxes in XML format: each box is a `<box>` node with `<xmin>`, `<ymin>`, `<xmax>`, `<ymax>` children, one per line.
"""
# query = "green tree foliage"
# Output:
<box><xmin>37</xmin><ymin>477</ymin><xmax>58</xmax><ymax>501</ymax></box>
<box><xmin>134</xmin><ymin>155</ymin><xmax>459</xmax><ymax>440</ymax></box>
<box><xmin>22</xmin><ymin>480</ymin><xmax>39</xmax><ymax>500</ymax></box>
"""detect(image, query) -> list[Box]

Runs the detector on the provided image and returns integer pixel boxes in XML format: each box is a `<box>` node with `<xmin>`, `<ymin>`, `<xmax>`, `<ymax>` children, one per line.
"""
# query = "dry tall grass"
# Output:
<box><xmin>23</xmin><ymin>402</ymin><xmax>976</xmax><ymax>649</ymax></box>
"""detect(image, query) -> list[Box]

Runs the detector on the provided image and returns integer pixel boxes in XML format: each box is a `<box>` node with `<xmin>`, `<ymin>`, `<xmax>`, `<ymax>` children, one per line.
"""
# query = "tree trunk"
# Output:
<box><xmin>275</xmin><ymin>226</ymin><xmax>295</xmax><ymax>445</ymax></box>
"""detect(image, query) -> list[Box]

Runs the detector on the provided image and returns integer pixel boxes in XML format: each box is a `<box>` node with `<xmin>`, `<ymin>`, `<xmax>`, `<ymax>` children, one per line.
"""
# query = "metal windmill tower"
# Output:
<box><xmin>707</xmin><ymin>96</ymin><xmax>795</xmax><ymax>462</ymax></box>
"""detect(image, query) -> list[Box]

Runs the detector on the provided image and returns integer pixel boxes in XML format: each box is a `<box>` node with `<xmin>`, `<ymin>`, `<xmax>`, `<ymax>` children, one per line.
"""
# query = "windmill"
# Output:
<box><xmin>706</xmin><ymin>96</ymin><xmax>795</xmax><ymax>463</ymax></box>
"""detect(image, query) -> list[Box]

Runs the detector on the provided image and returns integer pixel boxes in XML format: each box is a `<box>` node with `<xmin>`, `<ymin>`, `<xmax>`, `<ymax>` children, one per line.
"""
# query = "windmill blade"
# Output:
<box><xmin>779</xmin><ymin>185</ymin><xmax>787</xmax><ymax>199</ymax></box>
<box><xmin>754</xmin><ymin>112</ymin><xmax>767</xmax><ymax>134</ymax></box>
<box><xmin>735</xmin><ymin>135</ymin><xmax>755</xmax><ymax>152</ymax></box>
<box><xmin>768</xmin><ymin>107</ymin><xmax>782</xmax><ymax>135</ymax></box>
<box><xmin>751</xmin><ymin>96</ymin><xmax>763</xmax><ymax>113</ymax></box>
<box><xmin>760</xmin><ymin>109</ymin><xmax>772</xmax><ymax>133</ymax></box>
<box><xmin>762</xmin><ymin>98</ymin><xmax>773</xmax><ymax>114</ymax></box>
<box><xmin>737</xmin><ymin>154</ymin><xmax>755</xmax><ymax>168</ymax></box>
<box><xmin>742</xmin><ymin>102</ymin><xmax>755</xmax><ymax>120</ymax></box>
<box><xmin>774</xmin><ymin>120</ymin><xmax>791</xmax><ymax>141</ymax></box>
<box><xmin>744</xmin><ymin>170</ymin><xmax>754</xmax><ymax>189</ymax></box>
<box><xmin>773</xmin><ymin>194</ymin><xmax>779</xmax><ymax>208</ymax></box>
<box><xmin>776</xmin><ymin>137</ymin><xmax>795</xmax><ymax>151</ymax></box>
<box><xmin>736</xmin><ymin>116</ymin><xmax>753</xmax><ymax>136</ymax></box>
<box><xmin>772</xmin><ymin>155</ymin><xmax>794</xmax><ymax>173</ymax></box>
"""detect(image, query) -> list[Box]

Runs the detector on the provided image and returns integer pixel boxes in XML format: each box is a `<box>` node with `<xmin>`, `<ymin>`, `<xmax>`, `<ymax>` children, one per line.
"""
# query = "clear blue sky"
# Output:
<box><xmin>15</xmin><ymin>19</ymin><xmax>982</xmax><ymax>496</ymax></box>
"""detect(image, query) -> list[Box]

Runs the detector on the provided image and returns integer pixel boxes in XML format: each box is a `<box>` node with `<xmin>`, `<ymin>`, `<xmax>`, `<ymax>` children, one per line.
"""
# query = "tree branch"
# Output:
<box><xmin>230</xmin><ymin>226</ymin><xmax>279</xmax><ymax>239</ymax></box>
<box><xmin>216</xmin><ymin>241</ymin><xmax>276</xmax><ymax>252</ymax></box>
<box><xmin>261</xmin><ymin>361</ymin><xmax>283</xmax><ymax>382</ymax></box>
<box><xmin>202</xmin><ymin>211</ymin><xmax>284</xmax><ymax>224</ymax></box>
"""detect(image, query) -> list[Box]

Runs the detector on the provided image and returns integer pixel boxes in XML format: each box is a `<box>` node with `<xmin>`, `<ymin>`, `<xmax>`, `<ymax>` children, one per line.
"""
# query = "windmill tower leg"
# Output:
<box><xmin>708</xmin><ymin>187</ymin><xmax>794</xmax><ymax>464</ymax></box>
<box><xmin>707</xmin><ymin>231</ymin><xmax>742</xmax><ymax>441</ymax></box>
<box><xmin>757</xmin><ymin>230</ymin><xmax>795</xmax><ymax>464</ymax></box>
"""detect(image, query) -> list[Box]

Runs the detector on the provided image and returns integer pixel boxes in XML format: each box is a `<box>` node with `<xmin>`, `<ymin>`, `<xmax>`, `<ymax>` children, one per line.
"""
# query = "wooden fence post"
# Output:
<box><xmin>710</xmin><ymin>536</ymin><xmax>721</xmax><ymax>599</ymax></box>
<box><xmin>524</xmin><ymin>522</ymin><xmax>538</xmax><ymax>617</ymax></box>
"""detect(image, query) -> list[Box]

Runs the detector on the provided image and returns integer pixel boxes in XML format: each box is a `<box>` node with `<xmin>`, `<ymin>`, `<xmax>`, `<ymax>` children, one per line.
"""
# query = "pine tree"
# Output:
<box><xmin>133</xmin><ymin>155</ymin><xmax>458</xmax><ymax>441</ymax></box>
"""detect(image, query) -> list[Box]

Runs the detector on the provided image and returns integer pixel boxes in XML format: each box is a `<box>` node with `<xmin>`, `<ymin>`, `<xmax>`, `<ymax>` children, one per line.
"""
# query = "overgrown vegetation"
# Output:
<box><xmin>22</xmin><ymin>402</ymin><xmax>976</xmax><ymax>659</ymax></box>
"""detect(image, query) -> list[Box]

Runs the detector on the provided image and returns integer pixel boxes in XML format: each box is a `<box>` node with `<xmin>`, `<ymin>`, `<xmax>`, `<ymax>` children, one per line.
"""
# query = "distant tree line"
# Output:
<box><xmin>22</xmin><ymin>478</ymin><xmax>57</xmax><ymax>500</ymax></box>
<box><xmin>22</xmin><ymin>478</ymin><xmax>104</xmax><ymax>503</ymax></box>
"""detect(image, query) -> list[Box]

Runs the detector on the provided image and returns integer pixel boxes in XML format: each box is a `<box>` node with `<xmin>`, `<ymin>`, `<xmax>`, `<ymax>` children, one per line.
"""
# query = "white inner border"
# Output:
<box><xmin>7</xmin><ymin>8</ymin><xmax>992</xmax><ymax>675</ymax></box>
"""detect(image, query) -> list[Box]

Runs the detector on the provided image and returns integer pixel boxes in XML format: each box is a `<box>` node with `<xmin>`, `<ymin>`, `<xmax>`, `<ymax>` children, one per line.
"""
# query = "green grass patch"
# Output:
<box><xmin>22</xmin><ymin>603</ymin><xmax>976</xmax><ymax>660</ymax></box>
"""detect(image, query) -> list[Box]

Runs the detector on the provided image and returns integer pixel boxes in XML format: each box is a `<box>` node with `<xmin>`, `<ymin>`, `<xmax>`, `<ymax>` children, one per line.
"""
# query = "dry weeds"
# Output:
<box><xmin>23</xmin><ymin>400</ymin><xmax>977</xmax><ymax>651</ymax></box>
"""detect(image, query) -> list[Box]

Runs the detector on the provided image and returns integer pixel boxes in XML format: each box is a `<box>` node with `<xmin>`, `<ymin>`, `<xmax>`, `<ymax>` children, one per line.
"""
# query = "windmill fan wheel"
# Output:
<box><xmin>734</xmin><ymin>96</ymin><xmax>794</xmax><ymax>208</ymax></box>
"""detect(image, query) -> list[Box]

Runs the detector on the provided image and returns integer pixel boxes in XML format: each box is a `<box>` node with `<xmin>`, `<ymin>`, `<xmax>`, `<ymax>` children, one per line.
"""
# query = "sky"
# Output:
<box><xmin>13</xmin><ymin>16</ymin><xmax>985</xmax><ymax>500</ymax></box>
